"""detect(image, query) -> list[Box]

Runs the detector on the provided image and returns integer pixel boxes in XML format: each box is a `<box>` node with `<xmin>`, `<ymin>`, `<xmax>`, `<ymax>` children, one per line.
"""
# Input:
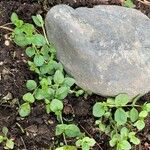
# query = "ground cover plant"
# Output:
<box><xmin>0</xmin><ymin>0</ymin><xmax>150</xmax><ymax>149</ymax></box>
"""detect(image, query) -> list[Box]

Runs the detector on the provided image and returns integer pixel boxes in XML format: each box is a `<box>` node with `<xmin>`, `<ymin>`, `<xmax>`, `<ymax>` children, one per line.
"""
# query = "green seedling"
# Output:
<box><xmin>10</xmin><ymin>13</ymin><xmax>76</xmax><ymax>117</ymax></box>
<box><xmin>124</xmin><ymin>0</ymin><xmax>135</xmax><ymax>8</ymax></box>
<box><xmin>11</xmin><ymin>12</ymin><xmax>91</xmax><ymax>148</ymax></box>
<box><xmin>76</xmin><ymin>136</ymin><xmax>96</xmax><ymax>150</ymax></box>
<box><xmin>56</xmin><ymin>124</ymin><xmax>81</xmax><ymax>138</ymax></box>
<box><xmin>93</xmin><ymin>93</ymin><xmax>150</xmax><ymax>150</ymax></box>
<box><xmin>0</xmin><ymin>127</ymin><xmax>14</xmax><ymax>149</ymax></box>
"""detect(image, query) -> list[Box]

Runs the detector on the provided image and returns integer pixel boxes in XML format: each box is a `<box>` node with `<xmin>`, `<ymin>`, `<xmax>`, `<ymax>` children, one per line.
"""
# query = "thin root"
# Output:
<box><xmin>0</xmin><ymin>26</ymin><xmax>13</xmax><ymax>32</ymax></box>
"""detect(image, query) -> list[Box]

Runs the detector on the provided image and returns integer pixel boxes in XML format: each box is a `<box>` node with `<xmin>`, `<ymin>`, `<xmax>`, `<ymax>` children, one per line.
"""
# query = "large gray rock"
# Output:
<box><xmin>45</xmin><ymin>5</ymin><xmax>150</xmax><ymax>97</ymax></box>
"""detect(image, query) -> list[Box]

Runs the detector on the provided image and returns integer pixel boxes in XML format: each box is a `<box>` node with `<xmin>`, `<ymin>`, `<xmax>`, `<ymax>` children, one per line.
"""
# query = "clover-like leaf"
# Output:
<box><xmin>34</xmin><ymin>54</ymin><xmax>45</xmax><ymax>66</ymax></box>
<box><xmin>139</xmin><ymin>110</ymin><xmax>148</xmax><ymax>118</ymax></box>
<box><xmin>134</xmin><ymin>120</ymin><xmax>145</xmax><ymax>131</ymax></box>
<box><xmin>0</xmin><ymin>136</ymin><xmax>4</xmax><ymax>143</ymax></box>
<box><xmin>19</xmin><ymin>102</ymin><xmax>31</xmax><ymax>117</ymax></box>
<box><xmin>50</xmin><ymin>99</ymin><xmax>63</xmax><ymax>113</ymax></box>
<box><xmin>55</xmin><ymin>124</ymin><xmax>67</xmax><ymax>136</ymax></box>
<box><xmin>23</xmin><ymin>93</ymin><xmax>35</xmax><ymax>103</ymax></box>
<box><xmin>26</xmin><ymin>80</ymin><xmax>37</xmax><ymax>91</ymax></box>
<box><xmin>120</xmin><ymin>140</ymin><xmax>131</xmax><ymax>150</ymax></box>
<box><xmin>25</xmin><ymin>47</ymin><xmax>35</xmax><ymax>57</ymax></box>
<box><xmin>65</xmin><ymin>124</ymin><xmax>81</xmax><ymax>138</ymax></box>
<box><xmin>55</xmin><ymin>86</ymin><xmax>69</xmax><ymax>100</ymax></box>
<box><xmin>6</xmin><ymin>139</ymin><xmax>14</xmax><ymax>150</ymax></box>
<box><xmin>93</xmin><ymin>102</ymin><xmax>105</xmax><ymax>117</ymax></box>
<box><xmin>129</xmin><ymin>108</ymin><xmax>139</xmax><ymax>122</ymax></box>
<box><xmin>115</xmin><ymin>94</ymin><xmax>129</xmax><ymax>106</ymax></box>
<box><xmin>32</xmin><ymin>14</ymin><xmax>44</xmax><ymax>27</ymax></box>
<box><xmin>54</xmin><ymin>70</ymin><xmax>64</xmax><ymax>85</ymax></box>
<box><xmin>115</xmin><ymin>108</ymin><xmax>127</xmax><ymax>125</ymax></box>
<box><xmin>63</xmin><ymin>77</ymin><xmax>75</xmax><ymax>87</ymax></box>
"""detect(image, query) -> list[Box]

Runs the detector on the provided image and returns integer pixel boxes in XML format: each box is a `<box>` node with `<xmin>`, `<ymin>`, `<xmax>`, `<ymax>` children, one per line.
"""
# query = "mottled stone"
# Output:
<box><xmin>45</xmin><ymin>5</ymin><xmax>150</xmax><ymax>97</ymax></box>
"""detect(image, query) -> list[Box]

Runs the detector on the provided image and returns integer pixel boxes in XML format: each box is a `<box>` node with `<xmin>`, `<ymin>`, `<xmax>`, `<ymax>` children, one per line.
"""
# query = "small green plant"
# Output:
<box><xmin>0</xmin><ymin>127</ymin><xmax>14</xmax><ymax>149</ymax></box>
<box><xmin>123</xmin><ymin>0</ymin><xmax>135</xmax><ymax>8</ymax></box>
<box><xmin>93</xmin><ymin>93</ymin><xmax>150</xmax><ymax>150</ymax></box>
<box><xmin>56</xmin><ymin>124</ymin><xmax>81</xmax><ymax>138</ymax></box>
<box><xmin>10</xmin><ymin>13</ymin><xmax>76</xmax><ymax>117</ymax></box>
<box><xmin>76</xmin><ymin>136</ymin><xmax>96</xmax><ymax>150</ymax></box>
<box><xmin>11</xmin><ymin>12</ymin><xmax>91</xmax><ymax>148</ymax></box>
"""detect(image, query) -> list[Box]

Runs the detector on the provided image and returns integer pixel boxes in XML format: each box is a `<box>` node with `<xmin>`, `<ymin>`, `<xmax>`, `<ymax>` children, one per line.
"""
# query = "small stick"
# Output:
<box><xmin>0</xmin><ymin>26</ymin><xmax>13</xmax><ymax>32</ymax></box>
<box><xmin>20</xmin><ymin>137</ymin><xmax>27</xmax><ymax>150</ymax></box>
<box><xmin>137</xmin><ymin>0</ymin><xmax>150</xmax><ymax>6</ymax></box>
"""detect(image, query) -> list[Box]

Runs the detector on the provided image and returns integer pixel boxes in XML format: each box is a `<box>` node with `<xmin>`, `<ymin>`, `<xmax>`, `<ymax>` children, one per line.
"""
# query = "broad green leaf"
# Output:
<box><xmin>19</xmin><ymin>102</ymin><xmax>31</xmax><ymax>117</ymax></box>
<box><xmin>134</xmin><ymin>120</ymin><xmax>145</xmax><ymax>130</ymax></box>
<box><xmin>55</xmin><ymin>86</ymin><xmax>69</xmax><ymax>100</ymax></box>
<box><xmin>0</xmin><ymin>136</ymin><xmax>4</xmax><ymax>143</ymax></box>
<box><xmin>32</xmin><ymin>15</ymin><xmax>44</xmax><ymax>27</ymax></box>
<box><xmin>14</xmin><ymin>33</ymin><xmax>29</xmax><ymax>47</ymax></box>
<box><xmin>82</xmin><ymin>137</ymin><xmax>96</xmax><ymax>146</ymax></box>
<box><xmin>22</xmin><ymin>23</ymin><xmax>35</xmax><ymax>35</ymax></box>
<box><xmin>120</xmin><ymin>140</ymin><xmax>131</xmax><ymax>150</ymax></box>
<box><xmin>129</xmin><ymin>108</ymin><xmax>139</xmax><ymax>122</ymax></box>
<box><xmin>44</xmin><ymin>88</ymin><xmax>54</xmax><ymax>99</ymax></box>
<box><xmin>82</xmin><ymin>143</ymin><xmax>90</xmax><ymax>150</ymax></box>
<box><xmin>55</xmin><ymin>124</ymin><xmax>67</xmax><ymax>136</ymax></box>
<box><xmin>143</xmin><ymin>103</ymin><xmax>150</xmax><ymax>112</ymax></box>
<box><xmin>54</xmin><ymin>70</ymin><xmax>64</xmax><ymax>85</ymax></box>
<box><xmin>124</xmin><ymin>0</ymin><xmax>135</xmax><ymax>8</ymax></box>
<box><xmin>40</xmin><ymin>78</ymin><xmax>48</xmax><ymax>89</ymax></box>
<box><xmin>106</xmin><ymin>98</ymin><xmax>115</xmax><ymax>106</ymax></box>
<box><xmin>34</xmin><ymin>88</ymin><xmax>45</xmax><ymax>100</ymax></box>
<box><xmin>65</xmin><ymin>124</ymin><xmax>81</xmax><ymax>137</ymax></box>
<box><xmin>39</xmin><ymin>64</ymin><xmax>50</xmax><ymax>75</ymax></box>
<box><xmin>6</xmin><ymin>139</ymin><xmax>14</xmax><ymax>149</ymax></box>
<box><xmin>25</xmin><ymin>47</ymin><xmax>35</xmax><ymax>57</ymax></box>
<box><xmin>139</xmin><ymin>110</ymin><xmax>148</xmax><ymax>118</ymax></box>
<box><xmin>63</xmin><ymin>77</ymin><xmax>75</xmax><ymax>87</ymax></box>
<box><xmin>2</xmin><ymin>127</ymin><xmax>8</xmax><ymax>136</ymax></box>
<box><xmin>109</xmin><ymin>136</ymin><xmax>118</xmax><ymax>147</ymax></box>
<box><xmin>34</xmin><ymin>54</ymin><xmax>45</xmax><ymax>66</ymax></box>
<box><xmin>92</xmin><ymin>102</ymin><xmax>105</xmax><ymax>117</ymax></box>
<box><xmin>11</xmin><ymin>13</ymin><xmax>18</xmax><ymax>24</ymax></box>
<box><xmin>50</xmin><ymin>99</ymin><xmax>63</xmax><ymax>113</ymax></box>
<box><xmin>130</xmin><ymin>135</ymin><xmax>140</xmax><ymax>145</ymax></box>
<box><xmin>41</xmin><ymin>45</ymin><xmax>50</xmax><ymax>60</ymax></box>
<box><xmin>115</xmin><ymin>108</ymin><xmax>127</xmax><ymax>125</ymax></box>
<box><xmin>98</xmin><ymin>122</ymin><xmax>106</xmax><ymax>132</ymax></box>
<box><xmin>26</xmin><ymin>80</ymin><xmax>37</xmax><ymax>91</ymax></box>
<box><xmin>115</xmin><ymin>94</ymin><xmax>129</xmax><ymax>106</ymax></box>
<box><xmin>121</xmin><ymin>127</ymin><xmax>129</xmax><ymax>138</ymax></box>
<box><xmin>23</xmin><ymin>93</ymin><xmax>35</xmax><ymax>103</ymax></box>
<box><xmin>11</xmin><ymin>13</ymin><xmax>23</xmax><ymax>27</ymax></box>
<box><xmin>32</xmin><ymin>34</ymin><xmax>46</xmax><ymax>46</ymax></box>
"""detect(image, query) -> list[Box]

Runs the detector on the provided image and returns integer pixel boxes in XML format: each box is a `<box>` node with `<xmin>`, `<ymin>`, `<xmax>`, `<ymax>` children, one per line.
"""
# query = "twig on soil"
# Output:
<box><xmin>137</xmin><ymin>0</ymin><xmax>150</xmax><ymax>6</ymax></box>
<box><xmin>79</xmin><ymin>124</ymin><xmax>103</xmax><ymax>150</ymax></box>
<box><xmin>0</xmin><ymin>26</ymin><xmax>13</xmax><ymax>32</ymax></box>
<box><xmin>20</xmin><ymin>137</ymin><xmax>27</xmax><ymax>150</ymax></box>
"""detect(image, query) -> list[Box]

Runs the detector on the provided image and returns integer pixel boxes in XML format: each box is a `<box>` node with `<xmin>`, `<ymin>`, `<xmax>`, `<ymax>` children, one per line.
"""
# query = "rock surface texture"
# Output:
<box><xmin>45</xmin><ymin>5</ymin><xmax>150</xmax><ymax>97</ymax></box>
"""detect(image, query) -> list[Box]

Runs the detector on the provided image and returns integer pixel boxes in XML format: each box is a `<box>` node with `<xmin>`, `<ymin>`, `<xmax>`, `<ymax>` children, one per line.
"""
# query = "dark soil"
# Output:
<box><xmin>0</xmin><ymin>0</ymin><xmax>150</xmax><ymax>149</ymax></box>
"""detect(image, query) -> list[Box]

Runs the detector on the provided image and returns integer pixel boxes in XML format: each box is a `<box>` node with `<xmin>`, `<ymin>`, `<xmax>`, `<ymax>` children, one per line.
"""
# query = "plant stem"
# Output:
<box><xmin>59</xmin><ymin>113</ymin><xmax>68</xmax><ymax>145</ymax></box>
<box><xmin>42</xmin><ymin>26</ymin><xmax>49</xmax><ymax>45</ymax></box>
<box><xmin>0</xmin><ymin>26</ymin><xmax>13</xmax><ymax>32</ymax></box>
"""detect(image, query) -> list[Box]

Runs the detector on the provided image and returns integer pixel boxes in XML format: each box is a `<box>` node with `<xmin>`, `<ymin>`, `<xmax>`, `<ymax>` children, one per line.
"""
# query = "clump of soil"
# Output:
<box><xmin>0</xmin><ymin>0</ymin><xmax>150</xmax><ymax>149</ymax></box>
